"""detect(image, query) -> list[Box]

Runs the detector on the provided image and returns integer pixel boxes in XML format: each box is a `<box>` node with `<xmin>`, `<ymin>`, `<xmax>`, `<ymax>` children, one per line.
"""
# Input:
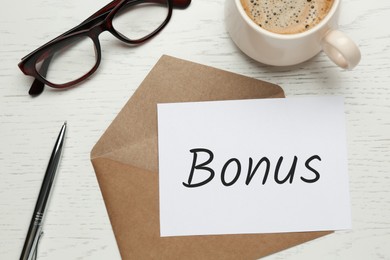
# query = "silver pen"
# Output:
<box><xmin>20</xmin><ymin>122</ymin><xmax>67</xmax><ymax>260</ymax></box>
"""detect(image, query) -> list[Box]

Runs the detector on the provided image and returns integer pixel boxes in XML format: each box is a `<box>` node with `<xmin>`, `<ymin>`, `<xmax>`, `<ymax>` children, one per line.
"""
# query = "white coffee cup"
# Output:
<box><xmin>225</xmin><ymin>0</ymin><xmax>361</xmax><ymax>69</ymax></box>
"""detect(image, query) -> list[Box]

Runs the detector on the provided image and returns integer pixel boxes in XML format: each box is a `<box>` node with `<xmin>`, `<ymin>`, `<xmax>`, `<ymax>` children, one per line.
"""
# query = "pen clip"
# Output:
<box><xmin>31</xmin><ymin>230</ymin><xmax>44</xmax><ymax>260</ymax></box>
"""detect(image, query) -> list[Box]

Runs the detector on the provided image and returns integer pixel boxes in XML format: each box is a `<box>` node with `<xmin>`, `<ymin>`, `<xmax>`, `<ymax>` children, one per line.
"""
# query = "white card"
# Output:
<box><xmin>157</xmin><ymin>96</ymin><xmax>351</xmax><ymax>237</ymax></box>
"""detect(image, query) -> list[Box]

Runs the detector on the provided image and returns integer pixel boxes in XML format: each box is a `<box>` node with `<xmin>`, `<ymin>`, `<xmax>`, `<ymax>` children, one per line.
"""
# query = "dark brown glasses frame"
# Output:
<box><xmin>18</xmin><ymin>0</ymin><xmax>191</xmax><ymax>96</ymax></box>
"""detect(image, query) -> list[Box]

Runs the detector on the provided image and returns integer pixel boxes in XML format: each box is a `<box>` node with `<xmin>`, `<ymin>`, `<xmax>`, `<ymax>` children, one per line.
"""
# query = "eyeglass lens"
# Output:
<box><xmin>35</xmin><ymin>36</ymin><xmax>97</xmax><ymax>85</ymax></box>
<box><xmin>34</xmin><ymin>1</ymin><xmax>169</xmax><ymax>86</ymax></box>
<box><xmin>112</xmin><ymin>1</ymin><xmax>169</xmax><ymax>41</ymax></box>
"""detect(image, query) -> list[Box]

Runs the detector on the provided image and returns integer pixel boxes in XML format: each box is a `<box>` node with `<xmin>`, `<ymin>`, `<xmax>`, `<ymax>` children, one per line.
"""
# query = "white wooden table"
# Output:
<box><xmin>1</xmin><ymin>0</ymin><xmax>389</xmax><ymax>259</ymax></box>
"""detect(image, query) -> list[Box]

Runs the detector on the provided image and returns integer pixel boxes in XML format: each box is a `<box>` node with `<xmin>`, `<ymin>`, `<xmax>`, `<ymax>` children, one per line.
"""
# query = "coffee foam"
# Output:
<box><xmin>241</xmin><ymin>0</ymin><xmax>334</xmax><ymax>34</ymax></box>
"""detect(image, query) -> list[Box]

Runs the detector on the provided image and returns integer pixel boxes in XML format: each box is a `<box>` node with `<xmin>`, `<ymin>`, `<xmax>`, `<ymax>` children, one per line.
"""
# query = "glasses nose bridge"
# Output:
<box><xmin>88</xmin><ymin>19</ymin><xmax>110</xmax><ymax>40</ymax></box>
<box><xmin>88</xmin><ymin>18</ymin><xmax>121</xmax><ymax>56</ymax></box>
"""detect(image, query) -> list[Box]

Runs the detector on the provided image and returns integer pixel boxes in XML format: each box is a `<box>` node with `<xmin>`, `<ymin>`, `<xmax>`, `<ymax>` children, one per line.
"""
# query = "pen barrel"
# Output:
<box><xmin>20</xmin><ymin>122</ymin><xmax>66</xmax><ymax>260</ymax></box>
<box><xmin>20</xmin><ymin>219</ymin><xmax>43</xmax><ymax>260</ymax></box>
<box><xmin>20</xmin><ymin>152</ymin><xmax>60</xmax><ymax>260</ymax></box>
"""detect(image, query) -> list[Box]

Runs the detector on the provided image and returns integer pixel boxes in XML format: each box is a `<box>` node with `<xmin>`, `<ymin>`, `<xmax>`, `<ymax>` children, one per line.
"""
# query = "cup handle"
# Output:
<box><xmin>321</xmin><ymin>30</ymin><xmax>361</xmax><ymax>69</ymax></box>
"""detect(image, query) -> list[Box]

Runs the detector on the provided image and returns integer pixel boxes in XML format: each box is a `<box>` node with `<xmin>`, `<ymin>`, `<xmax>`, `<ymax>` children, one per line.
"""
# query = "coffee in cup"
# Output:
<box><xmin>240</xmin><ymin>0</ymin><xmax>334</xmax><ymax>34</ymax></box>
<box><xmin>225</xmin><ymin>0</ymin><xmax>361</xmax><ymax>69</ymax></box>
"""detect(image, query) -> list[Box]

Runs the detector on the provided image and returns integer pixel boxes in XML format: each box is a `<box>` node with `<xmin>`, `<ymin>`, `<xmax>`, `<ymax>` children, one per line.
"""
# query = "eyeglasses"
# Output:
<box><xmin>18</xmin><ymin>0</ymin><xmax>191</xmax><ymax>96</ymax></box>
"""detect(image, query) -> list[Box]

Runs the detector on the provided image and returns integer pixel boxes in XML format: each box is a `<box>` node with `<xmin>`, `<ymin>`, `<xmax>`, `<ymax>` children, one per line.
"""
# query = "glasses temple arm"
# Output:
<box><xmin>82</xmin><ymin>0</ymin><xmax>191</xmax><ymax>23</ymax></box>
<box><xmin>28</xmin><ymin>56</ymin><xmax>53</xmax><ymax>96</ymax></box>
<box><xmin>81</xmin><ymin>0</ymin><xmax>122</xmax><ymax>24</ymax></box>
<box><xmin>83</xmin><ymin>0</ymin><xmax>191</xmax><ymax>20</ymax></box>
<box><xmin>171</xmin><ymin>0</ymin><xmax>191</xmax><ymax>9</ymax></box>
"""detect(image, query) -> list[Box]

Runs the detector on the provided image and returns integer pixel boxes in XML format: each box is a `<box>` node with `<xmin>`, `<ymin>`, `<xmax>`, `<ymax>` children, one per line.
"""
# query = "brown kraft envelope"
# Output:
<box><xmin>90</xmin><ymin>55</ymin><xmax>332</xmax><ymax>259</ymax></box>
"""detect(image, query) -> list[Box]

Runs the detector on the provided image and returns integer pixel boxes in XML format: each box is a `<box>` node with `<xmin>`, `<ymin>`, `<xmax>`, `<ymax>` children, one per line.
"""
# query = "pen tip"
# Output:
<box><xmin>64</xmin><ymin>121</ymin><xmax>67</xmax><ymax>126</ymax></box>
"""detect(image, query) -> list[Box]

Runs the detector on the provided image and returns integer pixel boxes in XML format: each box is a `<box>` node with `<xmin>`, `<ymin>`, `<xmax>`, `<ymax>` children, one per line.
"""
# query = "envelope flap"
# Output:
<box><xmin>91</xmin><ymin>55</ymin><xmax>284</xmax><ymax>172</ymax></box>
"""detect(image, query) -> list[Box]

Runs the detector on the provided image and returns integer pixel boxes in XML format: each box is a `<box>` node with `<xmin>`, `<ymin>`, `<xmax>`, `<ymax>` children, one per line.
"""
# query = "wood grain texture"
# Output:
<box><xmin>1</xmin><ymin>0</ymin><xmax>389</xmax><ymax>259</ymax></box>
